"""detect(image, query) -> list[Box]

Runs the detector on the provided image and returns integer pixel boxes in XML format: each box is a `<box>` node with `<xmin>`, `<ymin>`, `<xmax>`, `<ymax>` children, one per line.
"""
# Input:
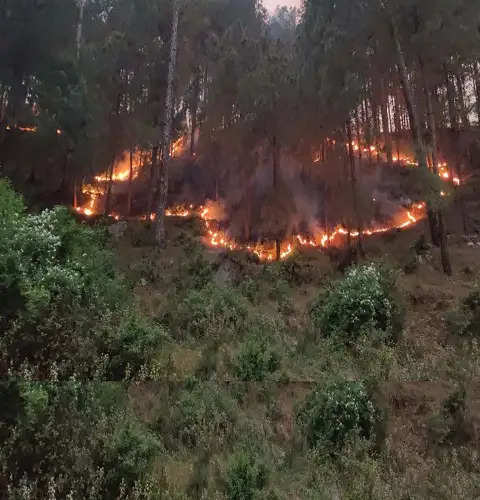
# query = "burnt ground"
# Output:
<box><xmin>111</xmin><ymin>201</ymin><xmax>480</xmax><ymax>499</ymax></box>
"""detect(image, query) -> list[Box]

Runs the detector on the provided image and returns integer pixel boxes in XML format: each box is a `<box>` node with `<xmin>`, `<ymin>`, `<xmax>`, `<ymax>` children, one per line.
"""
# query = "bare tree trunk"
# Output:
<box><xmin>455</xmin><ymin>71</ymin><xmax>470</xmax><ymax>128</ymax></box>
<box><xmin>380</xmin><ymin>78</ymin><xmax>393</xmax><ymax>164</ymax></box>
<box><xmin>127</xmin><ymin>148</ymin><xmax>134</xmax><ymax>215</ymax></box>
<box><xmin>104</xmin><ymin>158</ymin><xmax>114</xmax><ymax>216</ymax></box>
<box><xmin>76</xmin><ymin>0</ymin><xmax>86</xmax><ymax>62</ymax></box>
<box><xmin>73</xmin><ymin>176</ymin><xmax>78</xmax><ymax>209</ymax></box>
<box><xmin>346</xmin><ymin>119</ymin><xmax>364</xmax><ymax>256</ymax></box>
<box><xmin>275</xmin><ymin>239</ymin><xmax>281</xmax><ymax>262</ymax></box>
<box><xmin>190</xmin><ymin>68</ymin><xmax>201</xmax><ymax>156</ymax></box>
<box><xmin>272</xmin><ymin>135</ymin><xmax>279</xmax><ymax>189</ymax></box>
<box><xmin>472</xmin><ymin>62</ymin><xmax>480</xmax><ymax>126</ymax></box>
<box><xmin>418</xmin><ymin>59</ymin><xmax>452</xmax><ymax>273</ymax></box>
<box><xmin>355</xmin><ymin>107</ymin><xmax>362</xmax><ymax>162</ymax></box>
<box><xmin>388</xmin><ymin>6</ymin><xmax>451</xmax><ymax>273</ymax></box>
<box><xmin>444</xmin><ymin>65</ymin><xmax>459</xmax><ymax>131</ymax></box>
<box><xmin>155</xmin><ymin>0</ymin><xmax>180</xmax><ymax>247</ymax></box>
<box><xmin>438</xmin><ymin>211</ymin><xmax>452</xmax><ymax>275</ymax></box>
<box><xmin>148</xmin><ymin>145</ymin><xmax>159</xmax><ymax>214</ymax></box>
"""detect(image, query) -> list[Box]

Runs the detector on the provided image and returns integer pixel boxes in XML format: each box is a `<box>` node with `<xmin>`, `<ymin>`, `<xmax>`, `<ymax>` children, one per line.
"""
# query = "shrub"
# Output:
<box><xmin>2</xmin><ymin>381</ymin><xmax>161</xmax><ymax>498</ymax></box>
<box><xmin>297</xmin><ymin>380</ymin><xmax>377</xmax><ymax>453</ymax></box>
<box><xmin>175</xmin><ymin>284</ymin><xmax>247</xmax><ymax>338</ymax></box>
<box><xmin>310</xmin><ymin>263</ymin><xmax>402</xmax><ymax>342</ymax></box>
<box><xmin>447</xmin><ymin>287</ymin><xmax>480</xmax><ymax>337</ymax></box>
<box><xmin>0</xmin><ymin>181</ymin><xmax>165</xmax><ymax>379</ymax></box>
<box><xmin>234</xmin><ymin>334</ymin><xmax>280</xmax><ymax>381</ymax></box>
<box><xmin>226</xmin><ymin>448</ymin><xmax>268</xmax><ymax>500</ymax></box>
<box><xmin>169</xmin><ymin>381</ymin><xmax>237</xmax><ymax>449</ymax></box>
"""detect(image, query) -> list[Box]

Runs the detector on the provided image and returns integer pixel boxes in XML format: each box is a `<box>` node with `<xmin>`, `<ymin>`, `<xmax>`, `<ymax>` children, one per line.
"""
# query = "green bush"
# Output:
<box><xmin>310</xmin><ymin>263</ymin><xmax>402</xmax><ymax>342</ymax></box>
<box><xmin>0</xmin><ymin>180</ymin><xmax>165</xmax><ymax>379</ymax></box>
<box><xmin>1</xmin><ymin>381</ymin><xmax>161</xmax><ymax>498</ymax></box>
<box><xmin>234</xmin><ymin>334</ymin><xmax>280</xmax><ymax>381</ymax></box>
<box><xmin>447</xmin><ymin>287</ymin><xmax>480</xmax><ymax>336</ymax></box>
<box><xmin>297</xmin><ymin>380</ymin><xmax>377</xmax><ymax>453</ymax></box>
<box><xmin>226</xmin><ymin>448</ymin><xmax>268</xmax><ymax>500</ymax></box>
<box><xmin>175</xmin><ymin>284</ymin><xmax>247</xmax><ymax>338</ymax></box>
<box><xmin>169</xmin><ymin>381</ymin><xmax>237</xmax><ymax>449</ymax></box>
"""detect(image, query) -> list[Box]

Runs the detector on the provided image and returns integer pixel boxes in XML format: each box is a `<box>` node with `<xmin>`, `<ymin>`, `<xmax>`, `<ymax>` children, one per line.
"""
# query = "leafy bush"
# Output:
<box><xmin>226</xmin><ymin>448</ymin><xmax>268</xmax><ymax>500</ymax></box>
<box><xmin>175</xmin><ymin>284</ymin><xmax>247</xmax><ymax>338</ymax></box>
<box><xmin>234</xmin><ymin>334</ymin><xmax>280</xmax><ymax>381</ymax></box>
<box><xmin>168</xmin><ymin>381</ymin><xmax>237</xmax><ymax>450</ymax></box>
<box><xmin>310</xmin><ymin>263</ymin><xmax>403</xmax><ymax>342</ymax></box>
<box><xmin>447</xmin><ymin>286</ymin><xmax>480</xmax><ymax>336</ymax></box>
<box><xmin>297</xmin><ymin>380</ymin><xmax>377</xmax><ymax>453</ymax></box>
<box><xmin>1</xmin><ymin>381</ymin><xmax>161</xmax><ymax>498</ymax></box>
<box><xmin>0</xmin><ymin>180</ymin><xmax>165</xmax><ymax>379</ymax></box>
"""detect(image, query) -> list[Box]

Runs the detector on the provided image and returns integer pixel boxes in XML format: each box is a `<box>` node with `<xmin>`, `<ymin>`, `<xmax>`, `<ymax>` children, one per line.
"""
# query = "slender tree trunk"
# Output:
<box><xmin>419</xmin><ymin>59</ymin><xmax>452</xmax><ymax>273</ymax></box>
<box><xmin>272</xmin><ymin>134</ymin><xmax>281</xmax><ymax>261</ymax></box>
<box><xmin>346</xmin><ymin>119</ymin><xmax>364</xmax><ymax>256</ymax></box>
<box><xmin>388</xmin><ymin>7</ymin><xmax>452</xmax><ymax>273</ymax></box>
<box><xmin>190</xmin><ymin>68</ymin><xmax>201</xmax><ymax>156</ymax></box>
<box><xmin>472</xmin><ymin>62</ymin><xmax>480</xmax><ymax>126</ymax></box>
<box><xmin>127</xmin><ymin>148</ymin><xmax>134</xmax><ymax>215</ymax></box>
<box><xmin>455</xmin><ymin>71</ymin><xmax>469</xmax><ymax>128</ymax></box>
<box><xmin>444</xmin><ymin>65</ymin><xmax>459</xmax><ymax>131</ymax></box>
<box><xmin>155</xmin><ymin>0</ymin><xmax>180</xmax><ymax>247</ymax></box>
<box><xmin>438</xmin><ymin>211</ymin><xmax>452</xmax><ymax>275</ymax></box>
<box><xmin>73</xmin><ymin>176</ymin><xmax>78</xmax><ymax>209</ymax></box>
<box><xmin>355</xmin><ymin>107</ymin><xmax>362</xmax><ymax>162</ymax></box>
<box><xmin>76</xmin><ymin>0</ymin><xmax>86</xmax><ymax>62</ymax></box>
<box><xmin>272</xmin><ymin>135</ymin><xmax>279</xmax><ymax>189</ymax></box>
<box><xmin>380</xmin><ymin>78</ymin><xmax>393</xmax><ymax>164</ymax></box>
<box><xmin>419</xmin><ymin>59</ymin><xmax>443</xmax><ymax>249</ymax></box>
<box><xmin>148</xmin><ymin>145</ymin><xmax>159</xmax><ymax>213</ymax></box>
<box><xmin>104</xmin><ymin>158</ymin><xmax>114</xmax><ymax>216</ymax></box>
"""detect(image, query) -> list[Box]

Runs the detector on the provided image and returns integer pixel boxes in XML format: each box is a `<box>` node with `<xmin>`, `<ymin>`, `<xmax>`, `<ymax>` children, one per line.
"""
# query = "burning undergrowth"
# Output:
<box><xmin>75</xmin><ymin>141</ymin><xmax>431</xmax><ymax>261</ymax></box>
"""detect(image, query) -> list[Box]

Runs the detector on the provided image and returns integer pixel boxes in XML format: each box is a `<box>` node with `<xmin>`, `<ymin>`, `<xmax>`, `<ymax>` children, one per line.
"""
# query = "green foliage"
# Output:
<box><xmin>0</xmin><ymin>181</ymin><xmax>166</xmax><ymax>379</ymax></box>
<box><xmin>297</xmin><ymin>380</ymin><xmax>377</xmax><ymax>453</ymax></box>
<box><xmin>1</xmin><ymin>381</ymin><xmax>161</xmax><ymax>498</ymax></box>
<box><xmin>0</xmin><ymin>179</ymin><xmax>25</xmax><ymax>220</ymax></box>
<box><xmin>235</xmin><ymin>334</ymin><xmax>280</xmax><ymax>382</ymax></box>
<box><xmin>169</xmin><ymin>381</ymin><xmax>237</xmax><ymax>450</ymax></box>
<box><xmin>240</xmin><ymin>276</ymin><xmax>261</xmax><ymax>303</ymax></box>
<box><xmin>310</xmin><ymin>263</ymin><xmax>403</xmax><ymax>342</ymax></box>
<box><xmin>226</xmin><ymin>448</ymin><xmax>268</xmax><ymax>500</ymax></box>
<box><xmin>175</xmin><ymin>284</ymin><xmax>247</xmax><ymax>338</ymax></box>
<box><xmin>447</xmin><ymin>286</ymin><xmax>480</xmax><ymax>336</ymax></box>
<box><xmin>428</xmin><ymin>387</ymin><xmax>472</xmax><ymax>446</ymax></box>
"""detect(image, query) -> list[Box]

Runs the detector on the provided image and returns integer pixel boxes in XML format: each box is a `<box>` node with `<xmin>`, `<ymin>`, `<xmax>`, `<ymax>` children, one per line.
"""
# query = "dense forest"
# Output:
<box><xmin>2</xmin><ymin>0</ymin><xmax>480</xmax><ymax>498</ymax></box>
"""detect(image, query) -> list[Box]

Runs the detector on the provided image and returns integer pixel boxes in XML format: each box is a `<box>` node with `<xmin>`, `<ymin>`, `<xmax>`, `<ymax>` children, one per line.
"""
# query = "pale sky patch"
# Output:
<box><xmin>263</xmin><ymin>0</ymin><xmax>301</xmax><ymax>13</ymax></box>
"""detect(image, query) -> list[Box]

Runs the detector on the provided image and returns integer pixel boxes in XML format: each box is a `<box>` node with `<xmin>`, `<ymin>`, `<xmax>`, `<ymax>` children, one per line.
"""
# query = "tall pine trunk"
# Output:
<box><xmin>346</xmin><ymin>119</ymin><xmax>364</xmax><ymax>256</ymax></box>
<box><xmin>455</xmin><ymin>71</ymin><xmax>469</xmax><ymax>128</ymax></box>
<box><xmin>190</xmin><ymin>68</ymin><xmax>201</xmax><ymax>156</ymax></box>
<box><xmin>127</xmin><ymin>148</ymin><xmax>134</xmax><ymax>215</ymax></box>
<box><xmin>388</xmin><ymin>6</ymin><xmax>451</xmax><ymax>274</ymax></box>
<box><xmin>380</xmin><ymin>78</ymin><xmax>393</xmax><ymax>164</ymax></box>
<box><xmin>472</xmin><ymin>62</ymin><xmax>480</xmax><ymax>126</ymax></box>
<box><xmin>104</xmin><ymin>158</ymin><xmax>114</xmax><ymax>216</ymax></box>
<box><xmin>155</xmin><ymin>0</ymin><xmax>180</xmax><ymax>247</ymax></box>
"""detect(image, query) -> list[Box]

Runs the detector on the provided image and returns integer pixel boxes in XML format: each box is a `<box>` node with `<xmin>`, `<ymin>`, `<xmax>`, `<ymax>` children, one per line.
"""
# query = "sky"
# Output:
<box><xmin>263</xmin><ymin>0</ymin><xmax>301</xmax><ymax>13</ymax></box>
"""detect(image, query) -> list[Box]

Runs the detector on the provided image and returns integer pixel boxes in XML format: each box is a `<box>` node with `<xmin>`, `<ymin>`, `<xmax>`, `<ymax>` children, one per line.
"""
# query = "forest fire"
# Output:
<box><xmin>73</xmin><ymin>141</ymin><xmax>433</xmax><ymax>261</ymax></box>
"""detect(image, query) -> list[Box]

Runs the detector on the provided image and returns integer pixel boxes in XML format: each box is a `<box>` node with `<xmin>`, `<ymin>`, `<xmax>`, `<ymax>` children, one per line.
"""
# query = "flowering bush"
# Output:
<box><xmin>297</xmin><ymin>380</ymin><xmax>377</xmax><ymax>453</ymax></box>
<box><xmin>310</xmin><ymin>263</ymin><xmax>402</xmax><ymax>342</ymax></box>
<box><xmin>0</xmin><ymin>180</ymin><xmax>165</xmax><ymax>379</ymax></box>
